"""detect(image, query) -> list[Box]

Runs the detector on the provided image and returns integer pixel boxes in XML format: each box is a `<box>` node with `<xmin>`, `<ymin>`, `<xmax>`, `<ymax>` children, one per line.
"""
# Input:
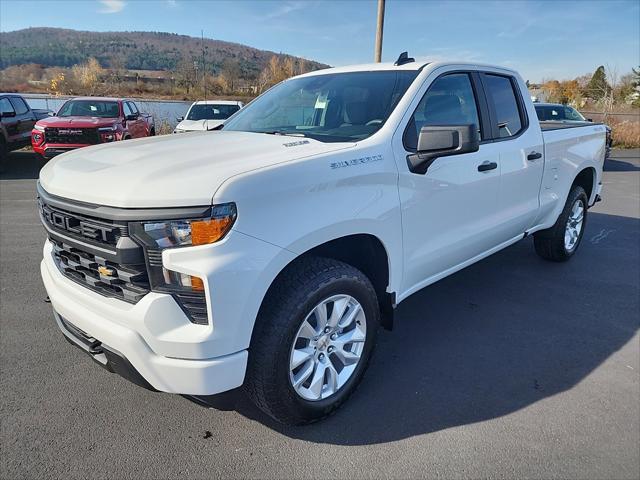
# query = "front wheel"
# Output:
<box><xmin>245</xmin><ymin>257</ymin><xmax>380</xmax><ymax>425</ymax></box>
<box><xmin>534</xmin><ymin>185</ymin><xmax>588</xmax><ymax>261</ymax></box>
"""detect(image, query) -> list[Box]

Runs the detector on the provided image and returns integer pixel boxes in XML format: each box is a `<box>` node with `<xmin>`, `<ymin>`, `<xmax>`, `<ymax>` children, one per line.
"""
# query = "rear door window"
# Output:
<box><xmin>483</xmin><ymin>74</ymin><xmax>524</xmax><ymax>138</ymax></box>
<box><xmin>9</xmin><ymin>97</ymin><xmax>29</xmax><ymax>115</ymax></box>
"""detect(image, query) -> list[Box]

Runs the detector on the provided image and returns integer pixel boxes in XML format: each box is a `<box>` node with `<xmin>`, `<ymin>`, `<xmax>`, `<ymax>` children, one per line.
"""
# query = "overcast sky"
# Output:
<box><xmin>1</xmin><ymin>0</ymin><xmax>638</xmax><ymax>82</ymax></box>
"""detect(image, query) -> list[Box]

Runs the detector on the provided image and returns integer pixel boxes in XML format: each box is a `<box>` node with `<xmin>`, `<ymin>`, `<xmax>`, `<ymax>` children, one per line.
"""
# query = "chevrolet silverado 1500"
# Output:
<box><xmin>38</xmin><ymin>58</ymin><xmax>605</xmax><ymax>425</ymax></box>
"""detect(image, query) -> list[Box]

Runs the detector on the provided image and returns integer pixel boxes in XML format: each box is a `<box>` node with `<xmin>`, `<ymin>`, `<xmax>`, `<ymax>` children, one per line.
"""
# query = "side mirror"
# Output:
<box><xmin>126</xmin><ymin>114</ymin><xmax>137</xmax><ymax>121</ymax></box>
<box><xmin>48</xmin><ymin>111</ymin><xmax>55</xmax><ymax>116</ymax></box>
<box><xmin>1</xmin><ymin>111</ymin><xmax>16</xmax><ymax>118</ymax></box>
<box><xmin>176</xmin><ymin>116</ymin><xmax>184</xmax><ymax>122</ymax></box>
<box><xmin>587</xmin><ymin>118</ymin><xmax>593</xmax><ymax>122</ymax></box>
<box><xmin>407</xmin><ymin>124</ymin><xmax>480</xmax><ymax>174</ymax></box>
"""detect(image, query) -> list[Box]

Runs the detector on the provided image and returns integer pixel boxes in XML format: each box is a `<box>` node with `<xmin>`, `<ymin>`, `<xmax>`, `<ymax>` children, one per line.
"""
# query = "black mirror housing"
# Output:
<box><xmin>126</xmin><ymin>114</ymin><xmax>137</xmax><ymax>121</ymax></box>
<box><xmin>408</xmin><ymin>124</ymin><xmax>480</xmax><ymax>174</ymax></box>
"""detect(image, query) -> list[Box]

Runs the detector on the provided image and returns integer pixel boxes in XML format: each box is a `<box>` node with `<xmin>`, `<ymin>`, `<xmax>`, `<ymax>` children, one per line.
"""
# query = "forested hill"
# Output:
<box><xmin>0</xmin><ymin>28</ymin><xmax>328</xmax><ymax>76</ymax></box>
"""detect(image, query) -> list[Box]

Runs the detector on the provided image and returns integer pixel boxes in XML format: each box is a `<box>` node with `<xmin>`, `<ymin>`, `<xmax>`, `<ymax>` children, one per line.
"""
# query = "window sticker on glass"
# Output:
<box><xmin>315</xmin><ymin>94</ymin><xmax>328</xmax><ymax>110</ymax></box>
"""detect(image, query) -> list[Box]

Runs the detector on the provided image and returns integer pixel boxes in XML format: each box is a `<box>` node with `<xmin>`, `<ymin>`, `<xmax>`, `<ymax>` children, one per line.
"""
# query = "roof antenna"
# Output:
<box><xmin>394</xmin><ymin>51</ymin><xmax>415</xmax><ymax>66</ymax></box>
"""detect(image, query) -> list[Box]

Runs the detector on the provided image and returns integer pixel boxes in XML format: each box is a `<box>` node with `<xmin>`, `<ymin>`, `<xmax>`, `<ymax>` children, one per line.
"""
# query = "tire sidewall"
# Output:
<box><xmin>275</xmin><ymin>275</ymin><xmax>379</xmax><ymax>420</ymax></box>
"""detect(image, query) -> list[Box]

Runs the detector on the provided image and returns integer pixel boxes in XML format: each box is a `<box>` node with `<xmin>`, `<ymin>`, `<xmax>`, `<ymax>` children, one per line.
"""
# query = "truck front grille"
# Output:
<box><xmin>38</xmin><ymin>198</ymin><xmax>128</xmax><ymax>249</ymax></box>
<box><xmin>45</xmin><ymin>127</ymin><xmax>100</xmax><ymax>145</ymax></box>
<box><xmin>51</xmin><ymin>239</ymin><xmax>150</xmax><ymax>303</ymax></box>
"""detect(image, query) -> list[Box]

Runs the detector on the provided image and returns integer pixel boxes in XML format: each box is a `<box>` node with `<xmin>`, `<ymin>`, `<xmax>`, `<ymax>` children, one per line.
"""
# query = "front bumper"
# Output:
<box><xmin>33</xmin><ymin>143</ymin><xmax>92</xmax><ymax>159</ymax></box>
<box><xmin>41</xmin><ymin>244</ymin><xmax>248</xmax><ymax>395</ymax></box>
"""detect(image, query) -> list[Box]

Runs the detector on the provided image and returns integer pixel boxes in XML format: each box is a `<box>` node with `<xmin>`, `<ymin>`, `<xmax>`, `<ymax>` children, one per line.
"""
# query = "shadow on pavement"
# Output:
<box><xmin>0</xmin><ymin>151</ymin><xmax>44</xmax><ymax>180</ymax></box>
<box><xmin>604</xmin><ymin>158</ymin><xmax>640</xmax><ymax>172</ymax></box>
<box><xmin>231</xmin><ymin>212</ymin><xmax>639</xmax><ymax>445</ymax></box>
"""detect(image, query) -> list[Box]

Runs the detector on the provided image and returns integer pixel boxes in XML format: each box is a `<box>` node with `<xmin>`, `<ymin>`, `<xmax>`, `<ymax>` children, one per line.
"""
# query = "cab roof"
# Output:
<box><xmin>68</xmin><ymin>97</ymin><xmax>125</xmax><ymax>102</ymax></box>
<box><xmin>296</xmin><ymin>60</ymin><xmax>519</xmax><ymax>78</ymax></box>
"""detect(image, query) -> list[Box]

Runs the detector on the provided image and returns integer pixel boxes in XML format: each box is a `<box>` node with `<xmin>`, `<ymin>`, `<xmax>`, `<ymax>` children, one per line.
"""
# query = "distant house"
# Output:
<box><xmin>529</xmin><ymin>88</ymin><xmax>548</xmax><ymax>103</ymax></box>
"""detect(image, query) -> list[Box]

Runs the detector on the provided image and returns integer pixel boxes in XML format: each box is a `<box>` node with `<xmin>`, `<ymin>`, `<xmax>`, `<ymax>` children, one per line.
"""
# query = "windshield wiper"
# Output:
<box><xmin>260</xmin><ymin>130</ymin><xmax>307</xmax><ymax>137</ymax></box>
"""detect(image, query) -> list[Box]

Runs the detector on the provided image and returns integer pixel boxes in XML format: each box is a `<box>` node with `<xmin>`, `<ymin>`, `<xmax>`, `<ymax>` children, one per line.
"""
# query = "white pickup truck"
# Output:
<box><xmin>39</xmin><ymin>57</ymin><xmax>606</xmax><ymax>425</ymax></box>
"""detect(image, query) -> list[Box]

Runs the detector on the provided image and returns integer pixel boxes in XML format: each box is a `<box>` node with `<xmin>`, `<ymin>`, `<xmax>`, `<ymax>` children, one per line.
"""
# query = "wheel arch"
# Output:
<box><xmin>260</xmin><ymin>233</ymin><xmax>395</xmax><ymax>330</ymax></box>
<box><xmin>572</xmin><ymin>166</ymin><xmax>596</xmax><ymax>203</ymax></box>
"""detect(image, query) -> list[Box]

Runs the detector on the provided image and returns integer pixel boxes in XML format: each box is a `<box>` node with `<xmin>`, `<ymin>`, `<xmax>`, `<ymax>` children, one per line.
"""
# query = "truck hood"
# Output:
<box><xmin>36</xmin><ymin>116</ymin><xmax>119</xmax><ymax>128</ymax></box>
<box><xmin>175</xmin><ymin>119</ymin><xmax>225</xmax><ymax>131</ymax></box>
<box><xmin>39</xmin><ymin>131</ymin><xmax>353</xmax><ymax>208</ymax></box>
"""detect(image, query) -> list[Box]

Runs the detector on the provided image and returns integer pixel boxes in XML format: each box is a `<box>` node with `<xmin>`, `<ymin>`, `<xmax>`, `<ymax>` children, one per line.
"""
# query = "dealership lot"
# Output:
<box><xmin>1</xmin><ymin>150</ymin><xmax>638</xmax><ymax>479</ymax></box>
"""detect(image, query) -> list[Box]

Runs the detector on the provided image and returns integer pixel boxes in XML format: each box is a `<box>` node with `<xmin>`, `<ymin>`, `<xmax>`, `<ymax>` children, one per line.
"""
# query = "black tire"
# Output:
<box><xmin>245</xmin><ymin>257</ymin><xmax>380</xmax><ymax>425</ymax></box>
<box><xmin>149</xmin><ymin>128</ymin><xmax>156</xmax><ymax>136</ymax></box>
<box><xmin>0</xmin><ymin>137</ymin><xmax>7</xmax><ymax>162</ymax></box>
<box><xmin>534</xmin><ymin>185</ymin><xmax>588</xmax><ymax>262</ymax></box>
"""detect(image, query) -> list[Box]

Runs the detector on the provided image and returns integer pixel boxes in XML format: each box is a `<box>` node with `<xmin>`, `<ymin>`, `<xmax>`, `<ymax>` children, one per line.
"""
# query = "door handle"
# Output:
<box><xmin>527</xmin><ymin>151</ymin><xmax>542</xmax><ymax>161</ymax></box>
<box><xmin>477</xmin><ymin>161</ymin><xmax>498</xmax><ymax>172</ymax></box>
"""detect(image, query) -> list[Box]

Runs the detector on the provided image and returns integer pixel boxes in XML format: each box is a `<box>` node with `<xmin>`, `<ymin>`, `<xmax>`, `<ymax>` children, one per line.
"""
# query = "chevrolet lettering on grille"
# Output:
<box><xmin>39</xmin><ymin>200</ymin><xmax>117</xmax><ymax>243</ymax></box>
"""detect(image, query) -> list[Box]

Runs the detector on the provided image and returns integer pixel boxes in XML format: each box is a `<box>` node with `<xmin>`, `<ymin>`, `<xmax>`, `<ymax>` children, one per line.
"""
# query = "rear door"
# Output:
<box><xmin>480</xmin><ymin>73</ymin><xmax>544</xmax><ymax>237</ymax></box>
<box><xmin>0</xmin><ymin>97</ymin><xmax>20</xmax><ymax>144</ymax></box>
<box><xmin>9</xmin><ymin>96</ymin><xmax>36</xmax><ymax>142</ymax></box>
<box><xmin>394</xmin><ymin>69</ymin><xmax>507</xmax><ymax>298</ymax></box>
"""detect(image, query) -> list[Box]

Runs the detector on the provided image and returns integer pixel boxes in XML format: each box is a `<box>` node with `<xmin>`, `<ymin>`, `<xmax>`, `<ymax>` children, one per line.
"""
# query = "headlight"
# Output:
<box><xmin>98</xmin><ymin>125</ymin><xmax>117</xmax><ymax>132</ymax></box>
<box><xmin>130</xmin><ymin>203</ymin><xmax>237</xmax><ymax>293</ymax></box>
<box><xmin>34</xmin><ymin>124</ymin><xmax>45</xmax><ymax>132</ymax></box>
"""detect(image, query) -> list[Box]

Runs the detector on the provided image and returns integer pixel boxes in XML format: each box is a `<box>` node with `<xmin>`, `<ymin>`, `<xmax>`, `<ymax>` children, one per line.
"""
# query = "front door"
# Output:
<box><xmin>393</xmin><ymin>71</ymin><xmax>506</xmax><ymax>299</ymax></box>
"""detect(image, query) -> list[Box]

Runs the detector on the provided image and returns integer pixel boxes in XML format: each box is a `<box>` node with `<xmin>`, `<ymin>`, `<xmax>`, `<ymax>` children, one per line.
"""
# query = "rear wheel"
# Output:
<box><xmin>245</xmin><ymin>257</ymin><xmax>379</xmax><ymax>425</ymax></box>
<box><xmin>534</xmin><ymin>185</ymin><xmax>588</xmax><ymax>261</ymax></box>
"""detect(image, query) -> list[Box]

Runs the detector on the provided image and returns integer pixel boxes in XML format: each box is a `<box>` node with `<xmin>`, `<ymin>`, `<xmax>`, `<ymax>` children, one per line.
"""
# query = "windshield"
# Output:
<box><xmin>536</xmin><ymin>105</ymin><xmax>586</xmax><ymax>122</ymax></box>
<box><xmin>186</xmin><ymin>104</ymin><xmax>240</xmax><ymax>121</ymax></box>
<box><xmin>223</xmin><ymin>70</ymin><xmax>419</xmax><ymax>142</ymax></box>
<box><xmin>57</xmin><ymin>100</ymin><xmax>120</xmax><ymax>118</ymax></box>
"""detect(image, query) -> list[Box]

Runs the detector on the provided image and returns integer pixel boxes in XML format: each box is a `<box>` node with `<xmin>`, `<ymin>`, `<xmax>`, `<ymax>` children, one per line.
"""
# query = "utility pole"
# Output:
<box><xmin>374</xmin><ymin>0</ymin><xmax>385</xmax><ymax>63</ymax></box>
<box><xmin>201</xmin><ymin>30</ymin><xmax>207</xmax><ymax>99</ymax></box>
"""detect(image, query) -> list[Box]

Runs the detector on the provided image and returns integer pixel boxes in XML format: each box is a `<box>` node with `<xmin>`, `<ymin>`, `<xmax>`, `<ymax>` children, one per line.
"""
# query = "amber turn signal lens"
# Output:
<box><xmin>191</xmin><ymin>216</ymin><xmax>234</xmax><ymax>245</ymax></box>
<box><xmin>190</xmin><ymin>275</ymin><xmax>205</xmax><ymax>291</ymax></box>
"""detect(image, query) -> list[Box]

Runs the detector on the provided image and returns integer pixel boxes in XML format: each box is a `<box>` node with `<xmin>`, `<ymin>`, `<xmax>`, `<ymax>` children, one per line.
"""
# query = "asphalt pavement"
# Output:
<box><xmin>1</xmin><ymin>149</ymin><xmax>638</xmax><ymax>479</ymax></box>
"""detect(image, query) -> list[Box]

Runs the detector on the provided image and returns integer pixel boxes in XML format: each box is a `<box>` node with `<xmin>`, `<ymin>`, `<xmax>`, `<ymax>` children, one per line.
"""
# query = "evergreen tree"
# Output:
<box><xmin>585</xmin><ymin>66</ymin><xmax>610</xmax><ymax>100</ymax></box>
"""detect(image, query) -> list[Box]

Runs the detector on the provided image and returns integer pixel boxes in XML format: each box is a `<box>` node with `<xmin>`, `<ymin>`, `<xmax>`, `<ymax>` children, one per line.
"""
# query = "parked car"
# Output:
<box><xmin>173</xmin><ymin>100</ymin><xmax>244</xmax><ymax>133</ymax></box>
<box><xmin>0</xmin><ymin>93</ymin><xmax>51</xmax><ymax>159</ymax></box>
<box><xmin>534</xmin><ymin>102</ymin><xmax>612</xmax><ymax>158</ymax></box>
<box><xmin>38</xmin><ymin>58</ymin><xmax>606</xmax><ymax>425</ymax></box>
<box><xmin>31</xmin><ymin>97</ymin><xmax>155</xmax><ymax>160</ymax></box>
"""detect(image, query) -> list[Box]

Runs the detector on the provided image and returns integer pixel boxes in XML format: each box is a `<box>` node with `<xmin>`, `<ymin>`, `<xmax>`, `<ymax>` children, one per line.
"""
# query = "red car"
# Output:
<box><xmin>32</xmin><ymin>97</ymin><xmax>155</xmax><ymax>159</ymax></box>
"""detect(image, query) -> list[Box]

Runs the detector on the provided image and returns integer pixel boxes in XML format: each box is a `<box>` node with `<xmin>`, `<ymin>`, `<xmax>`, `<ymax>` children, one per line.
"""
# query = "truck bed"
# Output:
<box><xmin>539</xmin><ymin>120</ymin><xmax>600</xmax><ymax>131</ymax></box>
